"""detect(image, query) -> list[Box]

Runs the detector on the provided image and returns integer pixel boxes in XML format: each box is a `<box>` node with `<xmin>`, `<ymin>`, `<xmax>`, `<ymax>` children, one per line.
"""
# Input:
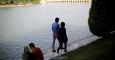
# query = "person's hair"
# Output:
<box><xmin>61</xmin><ymin>22</ymin><xmax>65</xmax><ymax>27</ymax></box>
<box><xmin>29</xmin><ymin>43</ymin><xmax>35</xmax><ymax>48</ymax></box>
<box><xmin>24</xmin><ymin>46</ymin><xmax>30</xmax><ymax>53</ymax></box>
<box><xmin>55</xmin><ymin>17</ymin><xmax>59</xmax><ymax>22</ymax></box>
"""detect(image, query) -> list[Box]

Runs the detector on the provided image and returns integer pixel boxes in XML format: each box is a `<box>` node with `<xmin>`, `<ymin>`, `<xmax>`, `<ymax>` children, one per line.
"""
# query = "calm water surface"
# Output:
<box><xmin>0</xmin><ymin>3</ymin><xmax>92</xmax><ymax>60</ymax></box>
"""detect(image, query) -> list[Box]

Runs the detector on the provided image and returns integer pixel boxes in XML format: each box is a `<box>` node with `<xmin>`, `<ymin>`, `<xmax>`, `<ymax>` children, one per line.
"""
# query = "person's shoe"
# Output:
<box><xmin>57</xmin><ymin>49</ymin><xmax>59</xmax><ymax>54</ymax></box>
<box><xmin>52</xmin><ymin>50</ymin><xmax>56</xmax><ymax>52</ymax></box>
<box><xmin>64</xmin><ymin>50</ymin><xmax>68</xmax><ymax>52</ymax></box>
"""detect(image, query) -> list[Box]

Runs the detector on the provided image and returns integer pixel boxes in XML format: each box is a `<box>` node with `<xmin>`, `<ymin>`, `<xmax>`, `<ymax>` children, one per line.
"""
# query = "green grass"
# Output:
<box><xmin>62</xmin><ymin>34</ymin><xmax>115</xmax><ymax>60</ymax></box>
<box><xmin>0</xmin><ymin>0</ymin><xmax>41</xmax><ymax>5</ymax></box>
<box><xmin>31</xmin><ymin>0</ymin><xmax>40</xmax><ymax>4</ymax></box>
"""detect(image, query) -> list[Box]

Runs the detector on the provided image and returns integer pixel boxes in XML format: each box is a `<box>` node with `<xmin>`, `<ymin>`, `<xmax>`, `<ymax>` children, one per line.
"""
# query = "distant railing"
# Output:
<box><xmin>44</xmin><ymin>0</ymin><xmax>91</xmax><ymax>3</ymax></box>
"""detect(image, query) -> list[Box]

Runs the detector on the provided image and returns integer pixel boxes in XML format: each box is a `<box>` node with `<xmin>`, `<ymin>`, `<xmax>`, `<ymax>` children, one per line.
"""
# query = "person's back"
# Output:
<box><xmin>58</xmin><ymin>22</ymin><xmax>68</xmax><ymax>43</ymax></box>
<box><xmin>59</xmin><ymin>28</ymin><xmax>67</xmax><ymax>41</ymax></box>
<box><xmin>31</xmin><ymin>47</ymin><xmax>44</xmax><ymax>60</ymax></box>
<box><xmin>29</xmin><ymin>43</ymin><xmax>44</xmax><ymax>60</ymax></box>
<box><xmin>52</xmin><ymin>22</ymin><xmax>60</xmax><ymax>33</ymax></box>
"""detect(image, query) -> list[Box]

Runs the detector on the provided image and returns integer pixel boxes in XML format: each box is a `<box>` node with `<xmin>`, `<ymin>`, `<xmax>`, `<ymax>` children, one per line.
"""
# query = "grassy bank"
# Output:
<box><xmin>0</xmin><ymin>0</ymin><xmax>40</xmax><ymax>6</ymax></box>
<box><xmin>58</xmin><ymin>34</ymin><xmax>115</xmax><ymax>60</ymax></box>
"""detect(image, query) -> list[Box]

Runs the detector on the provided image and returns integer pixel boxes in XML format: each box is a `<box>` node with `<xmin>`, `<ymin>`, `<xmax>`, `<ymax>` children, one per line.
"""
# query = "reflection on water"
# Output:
<box><xmin>0</xmin><ymin>3</ymin><xmax>91</xmax><ymax>60</ymax></box>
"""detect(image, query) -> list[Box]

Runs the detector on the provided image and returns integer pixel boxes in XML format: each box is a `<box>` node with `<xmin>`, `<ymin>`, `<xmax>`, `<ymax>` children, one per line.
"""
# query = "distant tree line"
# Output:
<box><xmin>0</xmin><ymin>0</ymin><xmax>40</xmax><ymax>5</ymax></box>
<box><xmin>88</xmin><ymin>0</ymin><xmax>115</xmax><ymax>37</ymax></box>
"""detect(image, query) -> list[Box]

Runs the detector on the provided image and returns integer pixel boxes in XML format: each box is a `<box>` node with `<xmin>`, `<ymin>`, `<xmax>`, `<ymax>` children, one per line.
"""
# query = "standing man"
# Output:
<box><xmin>52</xmin><ymin>17</ymin><xmax>60</xmax><ymax>52</ymax></box>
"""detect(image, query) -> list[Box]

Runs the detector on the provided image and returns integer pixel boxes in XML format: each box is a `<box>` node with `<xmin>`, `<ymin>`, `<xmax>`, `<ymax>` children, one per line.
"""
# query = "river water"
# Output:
<box><xmin>0</xmin><ymin>3</ymin><xmax>98</xmax><ymax>60</ymax></box>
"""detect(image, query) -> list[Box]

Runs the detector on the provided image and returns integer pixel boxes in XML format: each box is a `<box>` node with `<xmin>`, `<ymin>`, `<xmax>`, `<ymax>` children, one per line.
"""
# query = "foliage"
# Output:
<box><xmin>0</xmin><ymin>0</ymin><xmax>41</xmax><ymax>5</ymax></box>
<box><xmin>31</xmin><ymin>0</ymin><xmax>40</xmax><ymax>4</ymax></box>
<box><xmin>88</xmin><ymin>0</ymin><xmax>115</xmax><ymax>36</ymax></box>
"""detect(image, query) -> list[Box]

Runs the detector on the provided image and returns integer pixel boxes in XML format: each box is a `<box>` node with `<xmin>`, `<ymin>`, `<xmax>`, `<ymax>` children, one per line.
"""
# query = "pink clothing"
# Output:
<box><xmin>52</xmin><ymin>32</ymin><xmax>59</xmax><ymax>51</ymax></box>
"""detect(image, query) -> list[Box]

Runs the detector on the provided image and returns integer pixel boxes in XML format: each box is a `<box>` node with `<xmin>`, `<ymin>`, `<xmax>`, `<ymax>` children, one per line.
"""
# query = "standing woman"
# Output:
<box><xmin>57</xmin><ymin>22</ymin><xmax>68</xmax><ymax>54</ymax></box>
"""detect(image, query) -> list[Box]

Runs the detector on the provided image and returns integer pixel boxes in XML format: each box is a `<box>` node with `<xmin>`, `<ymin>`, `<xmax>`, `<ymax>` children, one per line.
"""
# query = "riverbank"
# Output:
<box><xmin>0</xmin><ymin>3</ymin><xmax>93</xmax><ymax>60</ymax></box>
<box><xmin>50</xmin><ymin>34</ymin><xmax>115</xmax><ymax>60</ymax></box>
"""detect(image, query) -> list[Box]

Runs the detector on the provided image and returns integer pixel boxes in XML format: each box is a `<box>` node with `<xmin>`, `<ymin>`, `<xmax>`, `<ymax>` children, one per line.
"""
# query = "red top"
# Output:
<box><xmin>31</xmin><ymin>47</ymin><xmax>44</xmax><ymax>60</ymax></box>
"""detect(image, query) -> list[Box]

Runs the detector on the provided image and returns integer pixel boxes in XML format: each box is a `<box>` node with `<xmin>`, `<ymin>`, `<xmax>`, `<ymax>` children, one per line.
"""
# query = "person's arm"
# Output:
<box><xmin>52</xmin><ymin>24</ymin><xmax>54</xmax><ymax>31</ymax></box>
<box><xmin>39</xmin><ymin>48</ymin><xmax>44</xmax><ymax>60</ymax></box>
<box><xmin>65</xmin><ymin>28</ymin><xmax>68</xmax><ymax>41</ymax></box>
<box><xmin>57</xmin><ymin>24</ymin><xmax>60</xmax><ymax>32</ymax></box>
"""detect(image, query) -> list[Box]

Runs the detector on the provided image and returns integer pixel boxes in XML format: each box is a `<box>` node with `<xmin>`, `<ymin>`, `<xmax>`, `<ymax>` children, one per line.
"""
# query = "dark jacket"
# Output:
<box><xmin>58</xmin><ymin>27</ymin><xmax>68</xmax><ymax>43</ymax></box>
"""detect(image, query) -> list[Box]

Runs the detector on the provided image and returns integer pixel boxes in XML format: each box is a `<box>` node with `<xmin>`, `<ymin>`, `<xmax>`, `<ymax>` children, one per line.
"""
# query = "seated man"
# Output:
<box><xmin>29</xmin><ymin>43</ymin><xmax>44</xmax><ymax>60</ymax></box>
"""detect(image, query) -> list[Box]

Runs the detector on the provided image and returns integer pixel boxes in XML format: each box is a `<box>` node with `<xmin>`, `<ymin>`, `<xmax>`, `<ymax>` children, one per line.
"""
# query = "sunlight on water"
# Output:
<box><xmin>0</xmin><ymin>3</ymin><xmax>92</xmax><ymax>60</ymax></box>
<box><xmin>0</xmin><ymin>3</ymin><xmax>91</xmax><ymax>42</ymax></box>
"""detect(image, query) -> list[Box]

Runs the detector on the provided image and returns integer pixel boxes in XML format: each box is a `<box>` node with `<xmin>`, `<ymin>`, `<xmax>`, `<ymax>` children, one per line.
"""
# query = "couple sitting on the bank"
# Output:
<box><xmin>52</xmin><ymin>17</ymin><xmax>68</xmax><ymax>54</ymax></box>
<box><xmin>22</xmin><ymin>43</ymin><xmax>44</xmax><ymax>60</ymax></box>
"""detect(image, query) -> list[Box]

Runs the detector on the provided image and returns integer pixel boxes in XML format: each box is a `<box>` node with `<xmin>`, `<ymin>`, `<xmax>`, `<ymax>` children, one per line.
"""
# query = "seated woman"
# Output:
<box><xmin>22</xmin><ymin>46</ymin><xmax>36</xmax><ymax>60</ymax></box>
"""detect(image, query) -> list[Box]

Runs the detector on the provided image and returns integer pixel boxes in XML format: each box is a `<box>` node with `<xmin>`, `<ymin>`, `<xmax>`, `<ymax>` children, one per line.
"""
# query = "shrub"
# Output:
<box><xmin>88</xmin><ymin>0</ymin><xmax>115</xmax><ymax>37</ymax></box>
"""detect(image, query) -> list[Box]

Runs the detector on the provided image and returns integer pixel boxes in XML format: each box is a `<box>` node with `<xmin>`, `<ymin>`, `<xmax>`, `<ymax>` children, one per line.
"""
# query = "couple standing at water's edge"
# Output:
<box><xmin>52</xmin><ymin>17</ymin><xmax>68</xmax><ymax>54</ymax></box>
<box><xmin>22</xmin><ymin>17</ymin><xmax>68</xmax><ymax>60</ymax></box>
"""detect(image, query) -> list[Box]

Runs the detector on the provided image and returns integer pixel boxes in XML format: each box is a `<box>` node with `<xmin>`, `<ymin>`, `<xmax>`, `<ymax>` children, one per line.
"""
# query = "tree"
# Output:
<box><xmin>88</xmin><ymin>0</ymin><xmax>115</xmax><ymax>37</ymax></box>
<box><xmin>31</xmin><ymin>0</ymin><xmax>40</xmax><ymax>4</ymax></box>
<box><xmin>0</xmin><ymin>0</ymin><xmax>40</xmax><ymax>5</ymax></box>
